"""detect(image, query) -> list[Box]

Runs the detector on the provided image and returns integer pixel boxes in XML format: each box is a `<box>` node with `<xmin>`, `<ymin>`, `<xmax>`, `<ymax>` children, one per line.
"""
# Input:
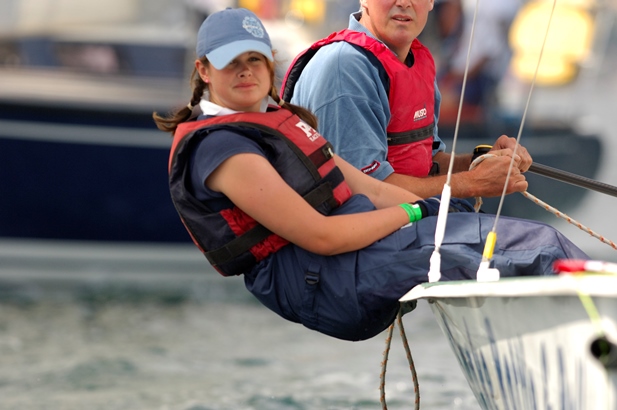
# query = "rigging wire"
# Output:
<box><xmin>427</xmin><ymin>0</ymin><xmax>481</xmax><ymax>283</ymax></box>
<box><xmin>476</xmin><ymin>0</ymin><xmax>557</xmax><ymax>277</ymax></box>
<box><xmin>382</xmin><ymin>0</ymin><xmax>484</xmax><ymax>406</ymax></box>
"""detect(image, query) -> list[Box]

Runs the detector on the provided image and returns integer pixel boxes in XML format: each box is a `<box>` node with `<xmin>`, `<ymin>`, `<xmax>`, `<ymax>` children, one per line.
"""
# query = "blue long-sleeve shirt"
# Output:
<box><xmin>290</xmin><ymin>12</ymin><xmax>445</xmax><ymax>181</ymax></box>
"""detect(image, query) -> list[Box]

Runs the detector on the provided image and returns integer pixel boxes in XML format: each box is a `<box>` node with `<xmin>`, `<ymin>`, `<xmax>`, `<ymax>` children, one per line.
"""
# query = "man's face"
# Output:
<box><xmin>360</xmin><ymin>0</ymin><xmax>434</xmax><ymax>58</ymax></box>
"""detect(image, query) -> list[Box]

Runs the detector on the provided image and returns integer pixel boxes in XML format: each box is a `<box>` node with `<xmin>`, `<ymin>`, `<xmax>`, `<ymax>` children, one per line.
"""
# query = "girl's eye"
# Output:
<box><xmin>226</xmin><ymin>54</ymin><xmax>264</xmax><ymax>67</ymax></box>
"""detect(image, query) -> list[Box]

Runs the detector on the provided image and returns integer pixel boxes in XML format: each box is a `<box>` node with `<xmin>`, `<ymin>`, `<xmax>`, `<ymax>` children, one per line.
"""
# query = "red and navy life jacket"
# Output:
<box><xmin>168</xmin><ymin>108</ymin><xmax>353</xmax><ymax>276</ymax></box>
<box><xmin>281</xmin><ymin>29</ymin><xmax>437</xmax><ymax>177</ymax></box>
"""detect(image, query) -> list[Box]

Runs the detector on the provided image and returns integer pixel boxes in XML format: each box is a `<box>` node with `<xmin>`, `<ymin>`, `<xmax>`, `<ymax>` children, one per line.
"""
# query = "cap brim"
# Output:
<box><xmin>206</xmin><ymin>40</ymin><xmax>274</xmax><ymax>70</ymax></box>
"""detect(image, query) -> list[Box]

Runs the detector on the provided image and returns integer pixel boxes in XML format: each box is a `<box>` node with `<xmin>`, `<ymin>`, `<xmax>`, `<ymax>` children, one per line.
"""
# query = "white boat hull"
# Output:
<box><xmin>400</xmin><ymin>275</ymin><xmax>617</xmax><ymax>409</ymax></box>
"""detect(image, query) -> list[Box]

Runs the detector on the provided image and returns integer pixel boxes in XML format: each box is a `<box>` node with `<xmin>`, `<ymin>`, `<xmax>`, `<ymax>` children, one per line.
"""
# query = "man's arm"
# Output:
<box><xmin>291</xmin><ymin>43</ymin><xmax>396</xmax><ymax>182</ymax></box>
<box><xmin>386</xmin><ymin>141</ymin><xmax>529</xmax><ymax>199</ymax></box>
<box><xmin>290</xmin><ymin>42</ymin><xmax>530</xmax><ymax>199</ymax></box>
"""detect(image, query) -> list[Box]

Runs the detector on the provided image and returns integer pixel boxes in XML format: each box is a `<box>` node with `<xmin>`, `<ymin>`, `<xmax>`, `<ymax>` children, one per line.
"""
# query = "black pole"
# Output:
<box><xmin>528</xmin><ymin>163</ymin><xmax>617</xmax><ymax>198</ymax></box>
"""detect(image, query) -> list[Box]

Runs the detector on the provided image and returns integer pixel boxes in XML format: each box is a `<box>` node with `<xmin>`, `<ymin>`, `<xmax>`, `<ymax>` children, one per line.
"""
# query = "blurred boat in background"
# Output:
<box><xmin>0</xmin><ymin>0</ymin><xmax>195</xmax><ymax>242</ymax></box>
<box><xmin>0</xmin><ymin>68</ymin><xmax>191</xmax><ymax>242</ymax></box>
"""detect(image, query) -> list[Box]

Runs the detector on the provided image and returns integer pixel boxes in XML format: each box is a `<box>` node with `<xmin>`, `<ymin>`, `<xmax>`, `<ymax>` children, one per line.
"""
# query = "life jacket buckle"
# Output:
<box><xmin>305</xmin><ymin>270</ymin><xmax>320</xmax><ymax>285</ymax></box>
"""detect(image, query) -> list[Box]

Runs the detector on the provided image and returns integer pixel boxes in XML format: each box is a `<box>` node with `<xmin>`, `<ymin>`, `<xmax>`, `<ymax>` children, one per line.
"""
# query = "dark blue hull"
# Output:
<box><xmin>1</xmin><ymin>100</ymin><xmax>191</xmax><ymax>243</ymax></box>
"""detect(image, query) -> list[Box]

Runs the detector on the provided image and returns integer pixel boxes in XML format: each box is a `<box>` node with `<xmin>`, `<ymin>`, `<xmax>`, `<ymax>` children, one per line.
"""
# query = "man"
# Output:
<box><xmin>281</xmin><ymin>0</ymin><xmax>530</xmax><ymax>199</ymax></box>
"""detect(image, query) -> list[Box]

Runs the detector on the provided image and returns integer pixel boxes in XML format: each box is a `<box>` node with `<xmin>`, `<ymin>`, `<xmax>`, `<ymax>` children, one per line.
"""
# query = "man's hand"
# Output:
<box><xmin>490</xmin><ymin>135</ymin><xmax>532</xmax><ymax>172</ymax></box>
<box><xmin>459</xmin><ymin>155</ymin><xmax>528</xmax><ymax>197</ymax></box>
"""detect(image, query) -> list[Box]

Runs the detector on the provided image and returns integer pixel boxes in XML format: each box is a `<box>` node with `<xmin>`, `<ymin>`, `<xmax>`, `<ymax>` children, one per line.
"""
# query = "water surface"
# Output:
<box><xmin>0</xmin><ymin>241</ymin><xmax>479</xmax><ymax>410</ymax></box>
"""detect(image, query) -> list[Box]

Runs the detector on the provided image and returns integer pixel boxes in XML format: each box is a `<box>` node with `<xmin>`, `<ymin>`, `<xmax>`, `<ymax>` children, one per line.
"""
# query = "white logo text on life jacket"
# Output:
<box><xmin>296</xmin><ymin>121</ymin><xmax>320</xmax><ymax>142</ymax></box>
<box><xmin>414</xmin><ymin>107</ymin><xmax>427</xmax><ymax>121</ymax></box>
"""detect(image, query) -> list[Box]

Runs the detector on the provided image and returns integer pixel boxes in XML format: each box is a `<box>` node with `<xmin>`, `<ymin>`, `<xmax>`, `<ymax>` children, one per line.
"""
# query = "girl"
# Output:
<box><xmin>154</xmin><ymin>8</ymin><xmax>587</xmax><ymax>341</ymax></box>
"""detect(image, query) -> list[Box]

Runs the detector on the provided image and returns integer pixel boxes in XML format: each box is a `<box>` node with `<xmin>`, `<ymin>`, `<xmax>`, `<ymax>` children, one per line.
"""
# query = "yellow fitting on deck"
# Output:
<box><xmin>482</xmin><ymin>231</ymin><xmax>497</xmax><ymax>260</ymax></box>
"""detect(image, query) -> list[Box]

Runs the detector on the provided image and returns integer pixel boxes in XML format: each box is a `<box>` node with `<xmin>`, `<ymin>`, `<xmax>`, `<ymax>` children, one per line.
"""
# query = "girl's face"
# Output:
<box><xmin>197</xmin><ymin>51</ymin><xmax>272</xmax><ymax>112</ymax></box>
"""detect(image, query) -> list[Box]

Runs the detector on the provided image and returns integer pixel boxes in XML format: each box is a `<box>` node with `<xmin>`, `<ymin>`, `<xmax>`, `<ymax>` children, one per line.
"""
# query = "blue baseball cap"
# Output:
<box><xmin>196</xmin><ymin>8</ymin><xmax>274</xmax><ymax>70</ymax></box>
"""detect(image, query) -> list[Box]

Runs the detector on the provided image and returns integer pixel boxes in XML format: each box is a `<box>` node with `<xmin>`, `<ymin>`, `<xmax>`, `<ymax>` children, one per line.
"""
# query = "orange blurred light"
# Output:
<box><xmin>509</xmin><ymin>1</ymin><xmax>594</xmax><ymax>85</ymax></box>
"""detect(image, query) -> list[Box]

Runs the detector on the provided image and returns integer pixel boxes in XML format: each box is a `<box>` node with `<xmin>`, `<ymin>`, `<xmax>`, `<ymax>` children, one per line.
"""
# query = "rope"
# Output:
<box><xmin>471</xmin><ymin>153</ymin><xmax>617</xmax><ymax>251</ymax></box>
<box><xmin>379</xmin><ymin>321</ymin><xmax>394</xmax><ymax>409</ymax></box>
<box><xmin>520</xmin><ymin>191</ymin><xmax>617</xmax><ymax>251</ymax></box>
<box><xmin>379</xmin><ymin>307</ymin><xmax>420</xmax><ymax>410</ymax></box>
<box><xmin>396</xmin><ymin>310</ymin><xmax>420</xmax><ymax>409</ymax></box>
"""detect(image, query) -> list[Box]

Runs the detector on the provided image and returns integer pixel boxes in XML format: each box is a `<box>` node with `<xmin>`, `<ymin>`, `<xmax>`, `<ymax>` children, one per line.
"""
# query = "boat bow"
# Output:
<box><xmin>400</xmin><ymin>274</ymin><xmax>617</xmax><ymax>409</ymax></box>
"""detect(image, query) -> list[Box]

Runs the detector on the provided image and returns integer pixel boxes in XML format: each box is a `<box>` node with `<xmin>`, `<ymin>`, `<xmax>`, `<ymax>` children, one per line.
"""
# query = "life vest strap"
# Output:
<box><xmin>205</xmin><ymin>224</ymin><xmax>272</xmax><ymax>267</ymax></box>
<box><xmin>387</xmin><ymin>124</ymin><xmax>434</xmax><ymax>146</ymax></box>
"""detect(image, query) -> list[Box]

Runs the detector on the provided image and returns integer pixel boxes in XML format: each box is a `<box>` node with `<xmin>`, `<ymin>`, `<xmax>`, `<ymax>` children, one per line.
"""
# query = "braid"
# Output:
<box><xmin>190</xmin><ymin>75</ymin><xmax>207</xmax><ymax>108</ymax></box>
<box><xmin>271</xmin><ymin>86</ymin><xmax>318</xmax><ymax>130</ymax></box>
<box><xmin>270</xmin><ymin>87</ymin><xmax>283</xmax><ymax>106</ymax></box>
<box><xmin>152</xmin><ymin>68</ymin><xmax>206</xmax><ymax>136</ymax></box>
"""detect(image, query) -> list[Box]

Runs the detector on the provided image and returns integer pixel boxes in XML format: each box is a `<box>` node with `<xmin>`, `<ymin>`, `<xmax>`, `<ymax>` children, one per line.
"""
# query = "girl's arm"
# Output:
<box><xmin>333</xmin><ymin>154</ymin><xmax>423</xmax><ymax>207</ymax></box>
<box><xmin>206</xmin><ymin>153</ymin><xmax>414</xmax><ymax>256</ymax></box>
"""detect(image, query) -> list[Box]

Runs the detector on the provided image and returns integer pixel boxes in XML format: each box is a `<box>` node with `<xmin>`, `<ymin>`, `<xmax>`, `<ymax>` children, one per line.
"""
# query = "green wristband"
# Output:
<box><xmin>399</xmin><ymin>203</ymin><xmax>423</xmax><ymax>223</ymax></box>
